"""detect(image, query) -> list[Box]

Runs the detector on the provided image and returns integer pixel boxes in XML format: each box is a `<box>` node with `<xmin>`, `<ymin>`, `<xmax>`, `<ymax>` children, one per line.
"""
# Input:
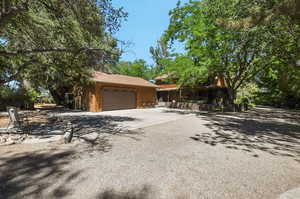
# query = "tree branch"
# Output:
<box><xmin>0</xmin><ymin>58</ymin><xmax>36</xmax><ymax>85</ymax></box>
<box><xmin>0</xmin><ymin>48</ymin><xmax>119</xmax><ymax>56</ymax></box>
<box><xmin>0</xmin><ymin>2</ymin><xmax>29</xmax><ymax>29</ymax></box>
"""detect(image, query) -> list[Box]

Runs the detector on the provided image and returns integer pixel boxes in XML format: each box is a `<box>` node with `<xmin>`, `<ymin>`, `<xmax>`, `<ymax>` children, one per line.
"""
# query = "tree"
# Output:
<box><xmin>218</xmin><ymin>0</ymin><xmax>300</xmax><ymax>69</ymax></box>
<box><xmin>114</xmin><ymin>59</ymin><xmax>154</xmax><ymax>81</ymax></box>
<box><xmin>0</xmin><ymin>0</ymin><xmax>127</xmax><ymax>56</ymax></box>
<box><xmin>160</xmin><ymin>55</ymin><xmax>209</xmax><ymax>87</ymax></box>
<box><xmin>0</xmin><ymin>0</ymin><xmax>127</xmax><ymax>104</ymax></box>
<box><xmin>149</xmin><ymin>37</ymin><xmax>170</xmax><ymax>73</ymax></box>
<box><xmin>219</xmin><ymin>0</ymin><xmax>300</xmax><ymax>29</ymax></box>
<box><xmin>164</xmin><ymin>0</ymin><xmax>298</xmax><ymax>105</ymax></box>
<box><xmin>255</xmin><ymin>62</ymin><xmax>300</xmax><ymax>108</ymax></box>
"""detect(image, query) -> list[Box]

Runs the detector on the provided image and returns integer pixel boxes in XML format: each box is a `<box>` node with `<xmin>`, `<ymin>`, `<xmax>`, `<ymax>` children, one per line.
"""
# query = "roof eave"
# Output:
<box><xmin>92</xmin><ymin>80</ymin><xmax>158</xmax><ymax>88</ymax></box>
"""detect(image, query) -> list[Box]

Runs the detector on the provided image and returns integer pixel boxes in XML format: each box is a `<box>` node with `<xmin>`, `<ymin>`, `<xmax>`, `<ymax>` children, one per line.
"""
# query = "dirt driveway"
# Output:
<box><xmin>0</xmin><ymin>107</ymin><xmax>299</xmax><ymax>199</ymax></box>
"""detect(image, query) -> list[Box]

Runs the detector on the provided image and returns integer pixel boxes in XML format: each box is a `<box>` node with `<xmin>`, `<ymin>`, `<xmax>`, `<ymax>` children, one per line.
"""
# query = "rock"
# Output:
<box><xmin>0</xmin><ymin>141</ymin><xmax>15</xmax><ymax>146</ymax></box>
<box><xmin>0</xmin><ymin>133</ymin><xmax>29</xmax><ymax>144</ymax></box>
<box><xmin>0</xmin><ymin>137</ymin><xmax>7</xmax><ymax>143</ymax></box>
<box><xmin>64</xmin><ymin>122</ymin><xmax>74</xmax><ymax>144</ymax></box>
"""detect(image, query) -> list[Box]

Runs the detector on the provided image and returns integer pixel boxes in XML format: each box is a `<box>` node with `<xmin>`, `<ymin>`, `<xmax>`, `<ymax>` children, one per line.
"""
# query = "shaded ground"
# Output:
<box><xmin>191</xmin><ymin>107</ymin><xmax>300</xmax><ymax>162</ymax></box>
<box><xmin>96</xmin><ymin>185</ymin><xmax>156</xmax><ymax>199</ymax></box>
<box><xmin>0</xmin><ymin>107</ymin><xmax>299</xmax><ymax>199</ymax></box>
<box><xmin>0</xmin><ymin>143</ymin><xmax>80</xmax><ymax>199</ymax></box>
<box><xmin>0</xmin><ymin>109</ymin><xmax>140</xmax><ymax>148</ymax></box>
<box><xmin>1</xmin><ymin>107</ymin><xmax>192</xmax><ymax>144</ymax></box>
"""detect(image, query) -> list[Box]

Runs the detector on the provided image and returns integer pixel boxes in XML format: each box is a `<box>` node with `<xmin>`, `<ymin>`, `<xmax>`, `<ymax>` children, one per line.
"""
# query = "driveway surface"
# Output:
<box><xmin>57</xmin><ymin>108</ymin><xmax>194</xmax><ymax>130</ymax></box>
<box><xmin>0</xmin><ymin>107</ymin><xmax>299</xmax><ymax>199</ymax></box>
<box><xmin>18</xmin><ymin>108</ymin><xmax>194</xmax><ymax>144</ymax></box>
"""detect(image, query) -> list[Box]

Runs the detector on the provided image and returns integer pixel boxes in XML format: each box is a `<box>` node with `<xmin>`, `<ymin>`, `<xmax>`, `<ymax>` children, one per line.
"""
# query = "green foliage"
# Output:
<box><xmin>161</xmin><ymin>55</ymin><xmax>209</xmax><ymax>87</ymax></box>
<box><xmin>150</xmin><ymin>37</ymin><xmax>170</xmax><ymax>73</ymax></box>
<box><xmin>235</xmin><ymin>83</ymin><xmax>259</xmax><ymax>106</ymax></box>
<box><xmin>0</xmin><ymin>0</ymin><xmax>127</xmax><ymax>104</ymax></box>
<box><xmin>0</xmin><ymin>85</ymin><xmax>34</xmax><ymax>110</ymax></box>
<box><xmin>255</xmin><ymin>64</ymin><xmax>300</xmax><ymax>108</ymax></box>
<box><xmin>221</xmin><ymin>0</ymin><xmax>300</xmax><ymax>29</ymax></box>
<box><xmin>26</xmin><ymin>89</ymin><xmax>40</xmax><ymax>102</ymax></box>
<box><xmin>114</xmin><ymin>59</ymin><xmax>154</xmax><ymax>80</ymax></box>
<box><xmin>163</xmin><ymin>0</ymin><xmax>300</xmax><ymax>105</ymax></box>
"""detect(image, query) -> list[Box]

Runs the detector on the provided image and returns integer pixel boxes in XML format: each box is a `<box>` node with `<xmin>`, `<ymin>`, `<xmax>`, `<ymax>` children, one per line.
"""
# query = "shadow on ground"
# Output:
<box><xmin>29</xmin><ymin>114</ymin><xmax>137</xmax><ymax>136</ymax></box>
<box><xmin>0</xmin><ymin>149</ymin><xmax>81</xmax><ymax>199</ymax></box>
<box><xmin>97</xmin><ymin>185</ymin><xmax>156</xmax><ymax>199</ymax></box>
<box><xmin>26</xmin><ymin>112</ymin><xmax>143</xmax><ymax>154</ymax></box>
<box><xmin>0</xmin><ymin>109</ymin><xmax>145</xmax><ymax>198</ymax></box>
<box><xmin>190</xmin><ymin>107</ymin><xmax>300</xmax><ymax>161</ymax></box>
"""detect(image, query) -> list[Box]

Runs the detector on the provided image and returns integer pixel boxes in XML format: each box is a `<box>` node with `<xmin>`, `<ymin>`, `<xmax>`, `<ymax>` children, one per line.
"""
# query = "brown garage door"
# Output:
<box><xmin>102</xmin><ymin>88</ymin><xmax>137</xmax><ymax>111</ymax></box>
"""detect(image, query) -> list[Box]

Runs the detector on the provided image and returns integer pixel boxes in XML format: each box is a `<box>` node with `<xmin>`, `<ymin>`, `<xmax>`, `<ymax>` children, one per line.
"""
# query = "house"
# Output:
<box><xmin>75</xmin><ymin>72</ymin><xmax>158</xmax><ymax>112</ymax></box>
<box><xmin>155</xmin><ymin>73</ymin><xmax>228</xmax><ymax>104</ymax></box>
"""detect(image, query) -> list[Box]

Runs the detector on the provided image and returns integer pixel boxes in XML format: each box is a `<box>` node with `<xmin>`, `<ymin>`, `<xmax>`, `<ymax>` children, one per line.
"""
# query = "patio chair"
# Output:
<box><xmin>6</xmin><ymin>106</ymin><xmax>30</xmax><ymax>133</ymax></box>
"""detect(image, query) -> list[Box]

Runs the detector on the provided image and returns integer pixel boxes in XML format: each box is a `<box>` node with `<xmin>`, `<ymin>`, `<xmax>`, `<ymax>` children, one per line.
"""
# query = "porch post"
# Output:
<box><xmin>179</xmin><ymin>88</ymin><xmax>182</xmax><ymax>102</ymax></box>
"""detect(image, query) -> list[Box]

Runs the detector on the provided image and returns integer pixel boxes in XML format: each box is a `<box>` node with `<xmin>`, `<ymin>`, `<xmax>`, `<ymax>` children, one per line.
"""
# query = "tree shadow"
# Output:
<box><xmin>97</xmin><ymin>185</ymin><xmax>156</xmax><ymax>199</ymax></box>
<box><xmin>25</xmin><ymin>112</ymin><xmax>144</xmax><ymax>155</ymax></box>
<box><xmin>0</xmin><ymin>149</ymin><xmax>82</xmax><ymax>199</ymax></box>
<box><xmin>29</xmin><ymin>114</ymin><xmax>137</xmax><ymax>136</ymax></box>
<box><xmin>191</xmin><ymin>108</ymin><xmax>300</xmax><ymax>161</ymax></box>
<box><xmin>234</xmin><ymin>107</ymin><xmax>300</xmax><ymax>125</ymax></box>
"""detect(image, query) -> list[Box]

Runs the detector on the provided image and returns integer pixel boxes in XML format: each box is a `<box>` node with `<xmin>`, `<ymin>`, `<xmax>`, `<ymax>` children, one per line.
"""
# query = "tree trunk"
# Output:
<box><xmin>226</xmin><ymin>87</ymin><xmax>237</xmax><ymax>112</ymax></box>
<box><xmin>49</xmin><ymin>87</ymin><xmax>70</xmax><ymax>106</ymax></box>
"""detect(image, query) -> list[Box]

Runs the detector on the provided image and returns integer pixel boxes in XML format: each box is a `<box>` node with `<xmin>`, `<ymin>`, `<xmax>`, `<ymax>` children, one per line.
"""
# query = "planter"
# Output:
<box><xmin>163</xmin><ymin>102</ymin><xmax>228</xmax><ymax>112</ymax></box>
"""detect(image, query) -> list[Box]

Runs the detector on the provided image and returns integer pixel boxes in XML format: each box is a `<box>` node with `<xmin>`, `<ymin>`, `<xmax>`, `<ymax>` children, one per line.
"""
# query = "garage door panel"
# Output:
<box><xmin>102</xmin><ymin>88</ymin><xmax>136</xmax><ymax>111</ymax></box>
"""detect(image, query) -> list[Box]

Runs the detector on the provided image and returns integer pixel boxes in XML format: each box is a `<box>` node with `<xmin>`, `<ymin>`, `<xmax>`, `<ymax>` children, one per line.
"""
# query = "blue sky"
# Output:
<box><xmin>113</xmin><ymin>0</ymin><xmax>187</xmax><ymax>65</ymax></box>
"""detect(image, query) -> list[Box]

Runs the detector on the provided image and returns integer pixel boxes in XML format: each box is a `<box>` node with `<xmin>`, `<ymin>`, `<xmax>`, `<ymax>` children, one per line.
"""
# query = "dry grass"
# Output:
<box><xmin>0</xmin><ymin>112</ymin><xmax>52</xmax><ymax>129</ymax></box>
<box><xmin>34</xmin><ymin>104</ymin><xmax>57</xmax><ymax>109</ymax></box>
<box><xmin>0</xmin><ymin>116</ymin><xmax>9</xmax><ymax>128</ymax></box>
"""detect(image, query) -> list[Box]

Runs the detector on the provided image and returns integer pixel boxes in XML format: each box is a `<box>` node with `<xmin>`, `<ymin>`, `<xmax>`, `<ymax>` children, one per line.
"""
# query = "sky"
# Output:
<box><xmin>112</xmin><ymin>0</ymin><xmax>187</xmax><ymax>65</ymax></box>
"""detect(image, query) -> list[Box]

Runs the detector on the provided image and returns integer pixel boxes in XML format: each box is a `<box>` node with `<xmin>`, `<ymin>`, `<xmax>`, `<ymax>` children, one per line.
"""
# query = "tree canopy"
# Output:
<box><xmin>149</xmin><ymin>37</ymin><xmax>170</xmax><ymax>73</ymax></box>
<box><xmin>162</xmin><ymin>0</ymin><xmax>300</xmax><ymax>105</ymax></box>
<box><xmin>0</xmin><ymin>0</ymin><xmax>127</xmax><ymax>104</ymax></box>
<box><xmin>114</xmin><ymin>59</ymin><xmax>154</xmax><ymax>81</ymax></box>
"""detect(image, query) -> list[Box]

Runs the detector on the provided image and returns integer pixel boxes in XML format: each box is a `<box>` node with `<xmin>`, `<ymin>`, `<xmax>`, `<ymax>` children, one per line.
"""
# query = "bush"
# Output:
<box><xmin>254</xmin><ymin>89</ymin><xmax>300</xmax><ymax>109</ymax></box>
<box><xmin>235</xmin><ymin>83</ymin><xmax>259</xmax><ymax>108</ymax></box>
<box><xmin>0</xmin><ymin>86</ymin><xmax>35</xmax><ymax>111</ymax></box>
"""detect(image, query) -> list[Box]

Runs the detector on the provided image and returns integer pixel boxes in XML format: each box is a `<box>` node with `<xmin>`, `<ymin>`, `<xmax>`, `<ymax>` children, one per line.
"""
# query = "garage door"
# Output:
<box><xmin>102</xmin><ymin>88</ymin><xmax>137</xmax><ymax>111</ymax></box>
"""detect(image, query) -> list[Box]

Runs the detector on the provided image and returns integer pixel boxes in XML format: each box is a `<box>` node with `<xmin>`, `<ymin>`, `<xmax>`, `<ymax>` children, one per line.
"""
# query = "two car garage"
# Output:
<box><xmin>102</xmin><ymin>88</ymin><xmax>137</xmax><ymax>111</ymax></box>
<box><xmin>76</xmin><ymin>72</ymin><xmax>158</xmax><ymax>112</ymax></box>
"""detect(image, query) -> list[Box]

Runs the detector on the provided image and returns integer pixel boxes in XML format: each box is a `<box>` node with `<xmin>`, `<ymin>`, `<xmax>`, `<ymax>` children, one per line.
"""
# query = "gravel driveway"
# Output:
<box><xmin>0</xmin><ymin>107</ymin><xmax>299</xmax><ymax>199</ymax></box>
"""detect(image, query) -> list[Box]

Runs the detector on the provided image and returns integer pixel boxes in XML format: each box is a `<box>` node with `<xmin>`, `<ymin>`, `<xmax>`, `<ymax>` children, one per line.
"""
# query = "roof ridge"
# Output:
<box><xmin>92</xmin><ymin>71</ymin><xmax>158</xmax><ymax>88</ymax></box>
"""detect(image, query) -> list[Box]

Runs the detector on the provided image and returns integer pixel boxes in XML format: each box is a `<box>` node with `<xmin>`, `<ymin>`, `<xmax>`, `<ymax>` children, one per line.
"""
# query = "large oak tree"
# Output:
<box><xmin>0</xmin><ymin>0</ymin><xmax>127</xmax><ymax>104</ymax></box>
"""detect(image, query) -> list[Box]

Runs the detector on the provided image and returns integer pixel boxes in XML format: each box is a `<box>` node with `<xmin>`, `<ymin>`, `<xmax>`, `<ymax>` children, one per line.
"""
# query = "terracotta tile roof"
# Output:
<box><xmin>92</xmin><ymin>72</ymin><xmax>158</xmax><ymax>88</ymax></box>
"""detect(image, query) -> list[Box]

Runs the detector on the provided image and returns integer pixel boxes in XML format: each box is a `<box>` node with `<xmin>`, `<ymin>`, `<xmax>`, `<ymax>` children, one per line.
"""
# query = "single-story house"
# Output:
<box><xmin>75</xmin><ymin>72</ymin><xmax>158</xmax><ymax>112</ymax></box>
<box><xmin>155</xmin><ymin>74</ymin><xmax>228</xmax><ymax>104</ymax></box>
